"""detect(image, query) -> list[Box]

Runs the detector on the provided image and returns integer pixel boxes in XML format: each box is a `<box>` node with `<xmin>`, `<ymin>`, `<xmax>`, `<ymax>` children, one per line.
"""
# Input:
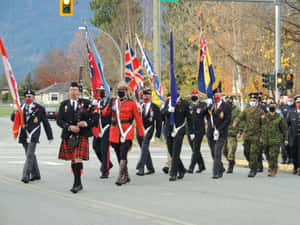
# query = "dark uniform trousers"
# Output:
<box><xmin>167</xmin><ymin>128</ymin><xmax>186</xmax><ymax>177</ymax></box>
<box><xmin>136</xmin><ymin>127</ymin><xmax>155</xmax><ymax>171</ymax></box>
<box><xmin>188</xmin><ymin>133</ymin><xmax>205</xmax><ymax>171</ymax></box>
<box><xmin>291</xmin><ymin>136</ymin><xmax>300</xmax><ymax>170</ymax></box>
<box><xmin>208</xmin><ymin>137</ymin><xmax>226</xmax><ymax>176</ymax></box>
<box><xmin>92</xmin><ymin>130</ymin><xmax>113</xmax><ymax>174</ymax></box>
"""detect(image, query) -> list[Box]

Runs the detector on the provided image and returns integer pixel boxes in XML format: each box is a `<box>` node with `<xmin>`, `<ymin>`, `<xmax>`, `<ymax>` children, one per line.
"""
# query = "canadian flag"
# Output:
<box><xmin>0</xmin><ymin>37</ymin><xmax>24</xmax><ymax>139</ymax></box>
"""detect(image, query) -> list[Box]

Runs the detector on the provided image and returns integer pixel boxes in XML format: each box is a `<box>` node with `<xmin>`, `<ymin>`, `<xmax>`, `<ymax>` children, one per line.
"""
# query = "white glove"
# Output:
<box><xmin>206</xmin><ymin>98</ymin><xmax>213</xmax><ymax>105</ymax></box>
<box><xmin>168</xmin><ymin>106</ymin><xmax>175</xmax><ymax>113</ymax></box>
<box><xmin>92</xmin><ymin>99</ymin><xmax>98</xmax><ymax>105</ymax></box>
<box><xmin>213</xmin><ymin>129</ymin><xmax>219</xmax><ymax>141</ymax></box>
<box><xmin>190</xmin><ymin>134</ymin><xmax>195</xmax><ymax>141</ymax></box>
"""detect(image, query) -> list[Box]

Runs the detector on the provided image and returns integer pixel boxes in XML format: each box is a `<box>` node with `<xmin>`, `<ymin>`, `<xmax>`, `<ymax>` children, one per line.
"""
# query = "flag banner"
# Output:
<box><xmin>136</xmin><ymin>35</ymin><xmax>164</xmax><ymax>104</ymax></box>
<box><xmin>86</xmin><ymin>30</ymin><xmax>111</xmax><ymax>98</ymax></box>
<box><xmin>197</xmin><ymin>35</ymin><xmax>215</xmax><ymax>100</ymax></box>
<box><xmin>124</xmin><ymin>42</ymin><xmax>144</xmax><ymax>101</ymax></box>
<box><xmin>0</xmin><ymin>37</ymin><xmax>24</xmax><ymax>139</ymax></box>
<box><xmin>169</xmin><ymin>31</ymin><xmax>177</xmax><ymax>125</ymax></box>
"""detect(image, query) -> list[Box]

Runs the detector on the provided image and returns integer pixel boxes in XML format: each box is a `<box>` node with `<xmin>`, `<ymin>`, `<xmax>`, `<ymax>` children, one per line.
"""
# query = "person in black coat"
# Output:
<box><xmin>187</xmin><ymin>89</ymin><xmax>209</xmax><ymax>174</ymax></box>
<box><xmin>206</xmin><ymin>86</ymin><xmax>232</xmax><ymax>179</ymax></box>
<box><xmin>18</xmin><ymin>89</ymin><xmax>53</xmax><ymax>183</ymax></box>
<box><xmin>92</xmin><ymin>85</ymin><xmax>113</xmax><ymax>179</ymax></box>
<box><xmin>56</xmin><ymin>82</ymin><xmax>97</xmax><ymax>193</ymax></box>
<box><xmin>136</xmin><ymin>89</ymin><xmax>162</xmax><ymax>176</ymax></box>
<box><xmin>286</xmin><ymin>95</ymin><xmax>300</xmax><ymax>175</ymax></box>
<box><xmin>161</xmin><ymin>89</ymin><xmax>195</xmax><ymax>181</ymax></box>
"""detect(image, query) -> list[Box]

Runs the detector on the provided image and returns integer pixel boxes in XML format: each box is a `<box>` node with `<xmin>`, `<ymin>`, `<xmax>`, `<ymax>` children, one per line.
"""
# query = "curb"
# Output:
<box><xmin>235</xmin><ymin>159</ymin><xmax>293</xmax><ymax>172</ymax></box>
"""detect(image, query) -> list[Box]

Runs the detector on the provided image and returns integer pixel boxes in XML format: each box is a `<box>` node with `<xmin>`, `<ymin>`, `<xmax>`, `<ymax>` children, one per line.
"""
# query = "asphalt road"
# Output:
<box><xmin>0</xmin><ymin>116</ymin><xmax>299</xmax><ymax>225</ymax></box>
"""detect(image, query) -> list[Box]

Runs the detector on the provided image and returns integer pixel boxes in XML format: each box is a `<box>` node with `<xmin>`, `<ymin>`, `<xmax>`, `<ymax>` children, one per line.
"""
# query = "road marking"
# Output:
<box><xmin>0</xmin><ymin>175</ymin><xmax>196</xmax><ymax>225</ymax></box>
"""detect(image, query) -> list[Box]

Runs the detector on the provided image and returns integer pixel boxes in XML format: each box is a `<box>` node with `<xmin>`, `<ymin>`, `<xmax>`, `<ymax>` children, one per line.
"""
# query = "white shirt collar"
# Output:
<box><xmin>217</xmin><ymin>100</ymin><xmax>222</xmax><ymax>109</ymax></box>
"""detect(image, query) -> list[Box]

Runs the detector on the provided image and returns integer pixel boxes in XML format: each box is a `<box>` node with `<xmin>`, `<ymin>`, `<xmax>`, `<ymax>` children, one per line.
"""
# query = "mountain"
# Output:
<box><xmin>0</xmin><ymin>0</ymin><xmax>94</xmax><ymax>81</ymax></box>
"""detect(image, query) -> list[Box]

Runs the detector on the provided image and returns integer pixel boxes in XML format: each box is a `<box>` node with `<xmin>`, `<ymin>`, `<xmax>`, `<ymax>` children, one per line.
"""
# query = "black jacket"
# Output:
<box><xmin>207</xmin><ymin>101</ymin><xmax>232</xmax><ymax>140</ymax></box>
<box><xmin>141</xmin><ymin>102</ymin><xmax>162</xmax><ymax>138</ymax></box>
<box><xmin>56</xmin><ymin>98</ymin><xmax>97</xmax><ymax>138</ymax></box>
<box><xmin>161</xmin><ymin>98</ymin><xmax>194</xmax><ymax>135</ymax></box>
<box><xmin>18</xmin><ymin>102</ymin><xmax>53</xmax><ymax>144</ymax></box>
<box><xmin>286</xmin><ymin>109</ymin><xmax>300</xmax><ymax>147</ymax></box>
<box><xmin>188</xmin><ymin>101</ymin><xmax>208</xmax><ymax>135</ymax></box>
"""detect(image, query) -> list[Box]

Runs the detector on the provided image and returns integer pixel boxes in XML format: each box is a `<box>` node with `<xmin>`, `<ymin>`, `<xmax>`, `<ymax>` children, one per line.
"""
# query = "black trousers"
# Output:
<box><xmin>291</xmin><ymin>136</ymin><xmax>300</xmax><ymax>170</ymax></box>
<box><xmin>167</xmin><ymin>129</ymin><xmax>186</xmax><ymax>177</ymax></box>
<box><xmin>92</xmin><ymin>131</ymin><xmax>113</xmax><ymax>173</ymax></box>
<box><xmin>111</xmin><ymin>140</ymin><xmax>133</xmax><ymax>162</ymax></box>
<box><xmin>136</xmin><ymin>128</ymin><xmax>154</xmax><ymax>171</ymax></box>
<box><xmin>188</xmin><ymin>132</ymin><xmax>205</xmax><ymax>171</ymax></box>
<box><xmin>208</xmin><ymin>136</ymin><xmax>226</xmax><ymax>176</ymax></box>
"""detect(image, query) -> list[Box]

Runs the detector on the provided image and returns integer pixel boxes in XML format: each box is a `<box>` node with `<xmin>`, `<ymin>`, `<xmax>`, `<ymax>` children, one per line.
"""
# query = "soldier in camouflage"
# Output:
<box><xmin>223</xmin><ymin>96</ymin><xmax>242</xmax><ymax>173</ymax></box>
<box><xmin>262</xmin><ymin>100</ymin><xmax>288</xmax><ymax>177</ymax></box>
<box><xmin>233</xmin><ymin>93</ymin><xmax>266</xmax><ymax>177</ymax></box>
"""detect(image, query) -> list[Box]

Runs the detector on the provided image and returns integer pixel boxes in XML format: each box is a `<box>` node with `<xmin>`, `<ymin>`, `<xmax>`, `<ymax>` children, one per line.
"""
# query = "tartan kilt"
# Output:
<box><xmin>59</xmin><ymin>136</ymin><xmax>89</xmax><ymax>160</ymax></box>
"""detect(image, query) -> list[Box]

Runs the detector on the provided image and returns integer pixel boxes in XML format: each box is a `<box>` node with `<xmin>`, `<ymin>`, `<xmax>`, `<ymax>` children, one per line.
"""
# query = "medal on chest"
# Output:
<box><xmin>220</xmin><ymin>111</ymin><xmax>224</xmax><ymax>119</ymax></box>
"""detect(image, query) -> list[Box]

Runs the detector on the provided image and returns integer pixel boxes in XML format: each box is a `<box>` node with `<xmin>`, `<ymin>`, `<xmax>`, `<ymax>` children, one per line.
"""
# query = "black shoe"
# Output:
<box><xmin>169</xmin><ymin>175</ymin><xmax>177</xmax><ymax>181</ymax></box>
<box><xmin>280</xmin><ymin>159</ymin><xmax>287</xmax><ymax>164</ymax></box>
<box><xmin>187</xmin><ymin>169</ymin><xmax>193</xmax><ymax>174</ymax></box>
<box><xmin>70</xmin><ymin>184</ymin><xmax>83</xmax><ymax>193</ymax></box>
<box><xmin>145</xmin><ymin>169</ymin><xmax>155</xmax><ymax>175</ymax></box>
<box><xmin>293</xmin><ymin>169</ymin><xmax>297</xmax><ymax>175</ymax></box>
<box><xmin>248</xmin><ymin>170</ymin><xmax>256</xmax><ymax>178</ymax></box>
<box><xmin>287</xmin><ymin>159</ymin><xmax>292</xmax><ymax>164</ymax></box>
<box><xmin>177</xmin><ymin>171</ymin><xmax>185</xmax><ymax>179</ymax></box>
<box><xmin>212</xmin><ymin>174</ymin><xmax>220</xmax><ymax>179</ymax></box>
<box><xmin>100</xmin><ymin>173</ymin><xmax>109</xmax><ymax>179</ymax></box>
<box><xmin>162</xmin><ymin>167</ymin><xmax>169</xmax><ymax>174</ymax></box>
<box><xmin>136</xmin><ymin>171</ymin><xmax>144</xmax><ymax>176</ymax></box>
<box><xmin>30</xmin><ymin>176</ymin><xmax>41</xmax><ymax>181</ymax></box>
<box><xmin>21</xmin><ymin>178</ymin><xmax>29</xmax><ymax>183</ymax></box>
<box><xmin>195</xmin><ymin>167</ymin><xmax>206</xmax><ymax>173</ymax></box>
<box><xmin>227</xmin><ymin>161</ymin><xmax>235</xmax><ymax>174</ymax></box>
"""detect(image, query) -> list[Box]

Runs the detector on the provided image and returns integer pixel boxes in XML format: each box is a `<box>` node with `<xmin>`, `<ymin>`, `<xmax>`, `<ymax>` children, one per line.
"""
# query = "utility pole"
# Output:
<box><xmin>153</xmin><ymin>0</ymin><xmax>161</xmax><ymax>77</ymax></box>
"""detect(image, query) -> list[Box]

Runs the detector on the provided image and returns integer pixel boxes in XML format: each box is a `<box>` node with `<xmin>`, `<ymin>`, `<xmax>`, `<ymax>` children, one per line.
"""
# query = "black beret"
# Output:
<box><xmin>70</xmin><ymin>81</ymin><xmax>82</xmax><ymax>92</ymax></box>
<box><xmin>143</xmin><ymin>89</ymin><xmax>152</xmax><ymax>95</ymax></box>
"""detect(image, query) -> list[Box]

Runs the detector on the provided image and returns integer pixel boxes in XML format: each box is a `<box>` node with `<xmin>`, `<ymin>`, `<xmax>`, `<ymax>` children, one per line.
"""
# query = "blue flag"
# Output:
<box><xmin>170</xmin><ymin>31</ymin><xmax>177</xmax><ymax>125</ymax></box>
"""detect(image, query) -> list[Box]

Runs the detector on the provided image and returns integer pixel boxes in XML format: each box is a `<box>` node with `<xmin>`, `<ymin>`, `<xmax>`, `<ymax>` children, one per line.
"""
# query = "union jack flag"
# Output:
<box><xmin>124</xmin><ymin>42</ymin><xmax>144</xmax><ymax>101</ymax></box>
<box><xmin>136</xmin><ymin>36</ymin><xmax>164</xmax><ymax>103</ymax></box>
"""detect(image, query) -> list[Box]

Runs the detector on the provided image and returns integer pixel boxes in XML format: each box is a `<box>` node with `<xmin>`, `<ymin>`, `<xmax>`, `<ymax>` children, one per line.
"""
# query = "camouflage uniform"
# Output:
<box><xmin>235</xmin><ymin>106</ymin><xmax>265</xmax><ymax>175</ymax></box>
<box><xmin>223</xmin><ymin>104</ymin><xmax>241</xmax><ymax>162</ymax></box>
<box><xmin>263</xmin><ymin>113</ymin><xmax>288</xmax><ymax>173</ymax></box>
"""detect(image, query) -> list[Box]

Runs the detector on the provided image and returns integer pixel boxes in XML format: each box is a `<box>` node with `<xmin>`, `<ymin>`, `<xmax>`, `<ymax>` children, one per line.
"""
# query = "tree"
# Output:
<box><xmin>33</xmin><ymin>49</ymin><xmax>77</xmax><ymax>88</ymax></box>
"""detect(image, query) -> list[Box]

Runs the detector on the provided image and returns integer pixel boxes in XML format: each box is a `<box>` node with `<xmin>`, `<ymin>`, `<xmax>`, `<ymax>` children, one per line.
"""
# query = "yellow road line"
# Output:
<box><xmin>0</xmin><ymin>175</ymin><xmax>195</xmax><ymax>225</ymax></box>
<box><xmin>235</xmin><ymin>159</ymin><xmax>293</xmax><ymax>171</ymax></box>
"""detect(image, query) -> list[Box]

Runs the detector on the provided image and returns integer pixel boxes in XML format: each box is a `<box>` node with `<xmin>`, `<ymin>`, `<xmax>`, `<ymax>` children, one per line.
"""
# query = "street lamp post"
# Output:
<box><xmin>78</xmin><ymin>26</ymin><xmax>123</xmax><ymax>79</ymax></box>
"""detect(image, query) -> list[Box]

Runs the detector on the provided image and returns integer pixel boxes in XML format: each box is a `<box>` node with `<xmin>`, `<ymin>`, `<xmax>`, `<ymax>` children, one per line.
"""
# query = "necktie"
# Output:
<box><xmin>25</xmin><ymin>105</ymin><xmax>30</xmax><ymax>122</ymax></box>
<box><xmin>72</xmin><ymin>101</ymin><xmax>76</xmax><ymax>112</ymax></box>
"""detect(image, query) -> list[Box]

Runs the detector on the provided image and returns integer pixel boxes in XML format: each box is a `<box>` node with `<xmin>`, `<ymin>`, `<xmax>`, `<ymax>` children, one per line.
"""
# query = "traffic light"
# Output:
<box><xmin>262</xmin><ymin>73</ymin><xmax>270</xmax><ymax>89</ymax></box>
<box><xmin>269</xmin><ymin>74</ymin><xmax>275</xmax><ymax>90</ymax></box>
<box><xmin>60</xmin><ymin>0</ymin><xmax>73</xmax><ymax>16</ymax></box>
<box><xmin>277</xmin><ymin>72</ymin><xmax>283</xmax><ymax>90</ymax></box>
<box><xmin>286</xmin><ymin>73</ymin><xmax>294</xmax><ymax>90</ymax></box>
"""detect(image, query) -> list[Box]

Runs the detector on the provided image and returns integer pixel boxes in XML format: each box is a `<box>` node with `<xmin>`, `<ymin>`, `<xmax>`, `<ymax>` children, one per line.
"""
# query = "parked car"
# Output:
<box><xmin>45</xmin><ymin>107</ymin><xmax>58</xmax><ymax>120</ymax></box>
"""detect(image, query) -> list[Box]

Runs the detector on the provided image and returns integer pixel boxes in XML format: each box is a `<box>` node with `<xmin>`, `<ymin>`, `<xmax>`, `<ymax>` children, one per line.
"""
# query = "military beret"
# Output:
<box><xmin>295</xmin><ymin>96</ymin><xmax>300</xmax><ymax>103</ymax></box>
<box><xmin>143</xmin><ymin>89</ymin><xmax>152</xmax><ymax>95</ymax></box>
<box><xmin>70</xmin><ymin>81</ymin><xmax>83</xmax><ymax>92</ymax></box>
<box><xmin>24</xmin><ymin>89</ymin><xmax>35</xmax><ymax>96</ymax></box>
<box><xmin>190</xmin><ymin>89</ymin><xmax>200</xmax><ymax>95</ymax></box>
<box><xmin>249</xmin><ymin>93</ymin><xmax>258</xmax><ymax>99</ymax></box>
<box><xmin>96</xmin><ymin>85</ymin><xmax>105</xmax><ymax>90</ymax></box>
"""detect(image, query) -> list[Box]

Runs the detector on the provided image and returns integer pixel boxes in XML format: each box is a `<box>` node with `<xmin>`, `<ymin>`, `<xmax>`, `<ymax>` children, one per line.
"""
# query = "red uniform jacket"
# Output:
<box><xmin>102</xmin><ymin>98</ymin><xmax>144</xmax><ymax>143</ymax></box>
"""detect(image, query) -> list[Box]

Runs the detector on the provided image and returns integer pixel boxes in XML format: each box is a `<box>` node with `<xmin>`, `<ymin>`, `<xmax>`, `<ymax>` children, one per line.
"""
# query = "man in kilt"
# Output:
<box><xmin>57</xmin><ymin>82</ymin><xmax>97</xmax><ymax>193</ymax></box>
<box><xmin>102</xmin><ymin>81</ymin><xmax>144</xmax><ymax>186</ymax></box>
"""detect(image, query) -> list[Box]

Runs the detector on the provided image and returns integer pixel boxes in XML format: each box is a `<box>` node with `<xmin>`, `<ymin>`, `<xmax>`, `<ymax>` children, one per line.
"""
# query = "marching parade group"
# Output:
<box><xmin>13</xmin><ymin>80</ymin><xmax>300</xmax><ymax>194</ymax></box>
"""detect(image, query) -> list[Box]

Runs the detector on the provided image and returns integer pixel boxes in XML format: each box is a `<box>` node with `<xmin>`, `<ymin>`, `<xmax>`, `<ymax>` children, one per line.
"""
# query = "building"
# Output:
<box><xmin>35</xmin><ymin>82</ymin><xmax>69</xmax><ymax>105</ymax></box>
